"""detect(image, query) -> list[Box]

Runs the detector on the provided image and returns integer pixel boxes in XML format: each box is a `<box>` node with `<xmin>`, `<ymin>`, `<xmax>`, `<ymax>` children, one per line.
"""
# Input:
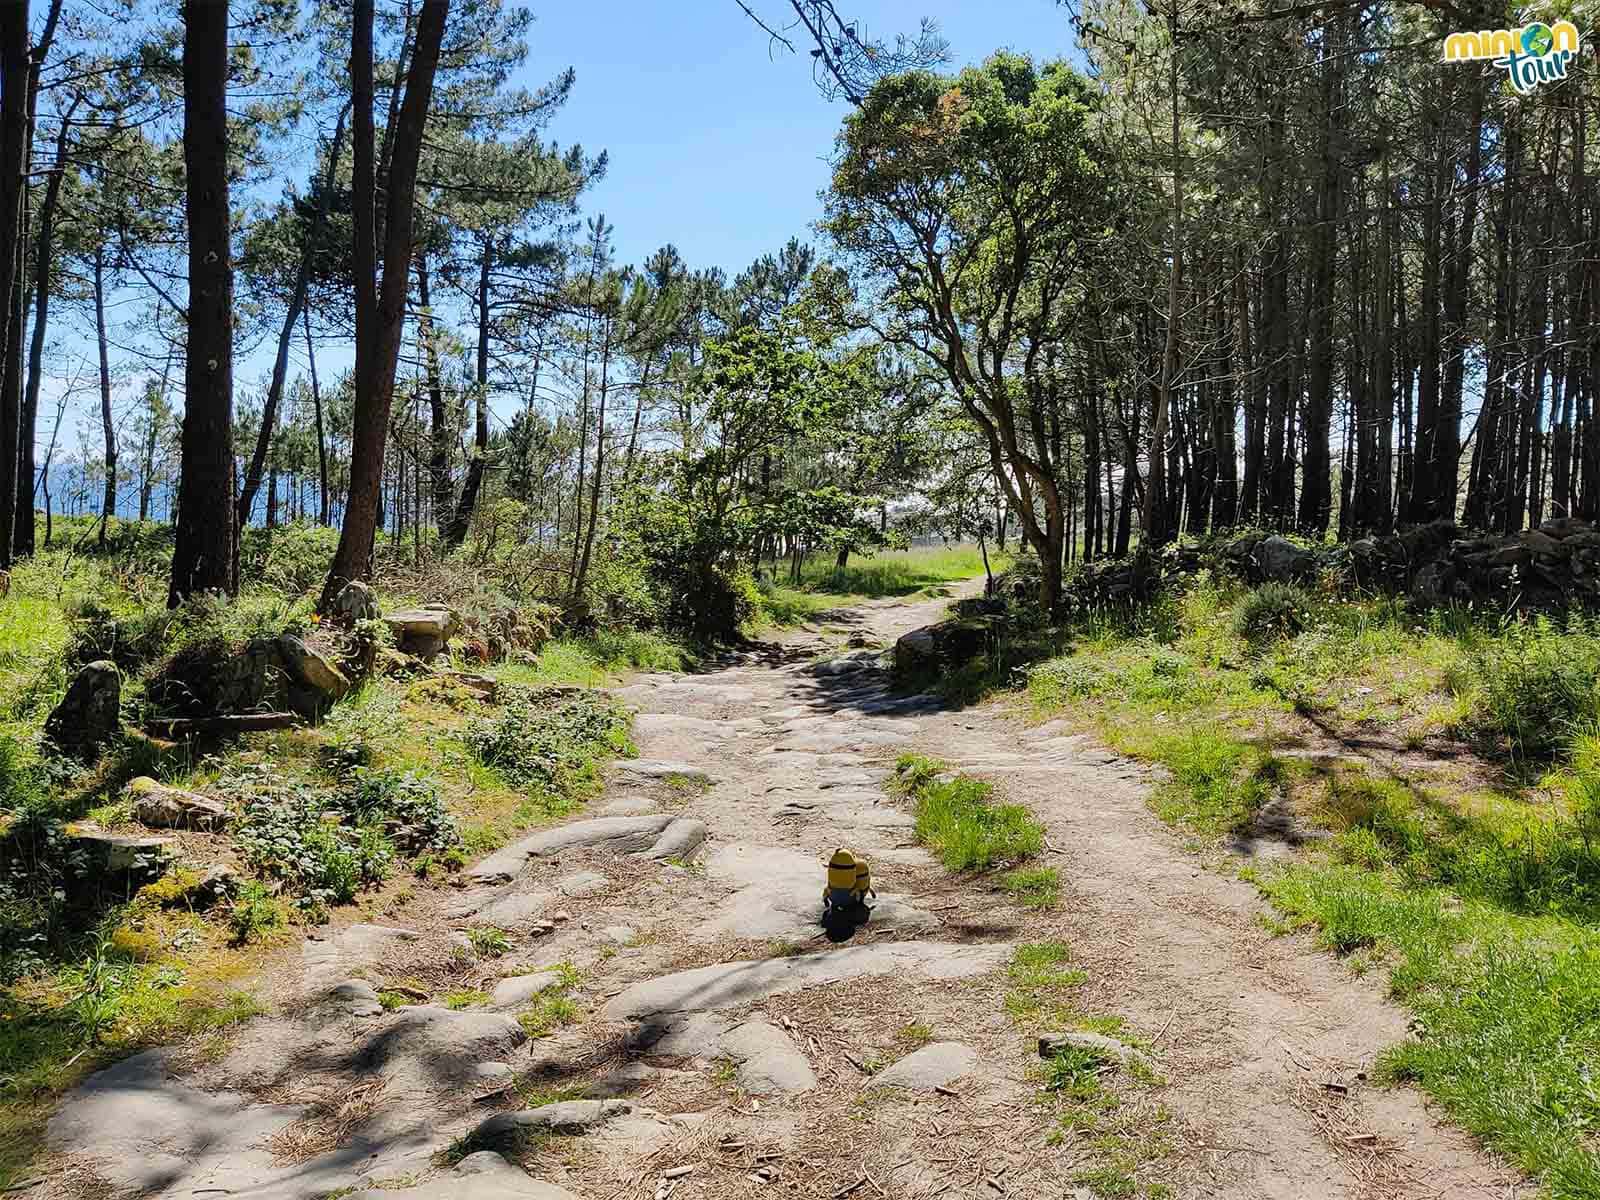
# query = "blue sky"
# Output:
<box><xmin>50</xmin><ymin>1</ymin><xmax>1086</xmax><ymax>511</ymax></box>
<box><xmin>518</xmin><ymin>0</ymin><xmax>1080</xmax><ymax>276</ymax></box>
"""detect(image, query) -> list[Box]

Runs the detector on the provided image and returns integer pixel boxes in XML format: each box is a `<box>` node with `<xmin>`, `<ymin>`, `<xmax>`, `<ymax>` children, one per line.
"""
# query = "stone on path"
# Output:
<box><xmin>614</xmin><ymin>759</ymin><xmax>716</xmax><ymax>785</ymax></box>
<box><xmin>604</xmin><ymin>941</ymin><xmax>1010</xmax><ymax>1020</ymax></box>
<box><xmin>347</xmin><ymin>1151</ymin><xmax>582</xmax><ymax>1199</ymax></box>
<box><xmin>717</xmin><ymin>1018</ymin><xmax>817</xmax><ymax>1095</ymax></box>
<box><xmin>626</xmin><ymin>1012</ymin><xmax>815</xmax><ymax>1096</ymax></box>
<box><xmin>639</xmin><ymin>816</ymin><xmax>708</xmax><ymax>861</ymax></box>
<box><xmin>466</xmin><ymin>816</ymin><xmax>673</xmax><ymax>883</ymax></box>
<box><xmin>868</xmin><ymin>1042</ymin><xmax>977</xmax><ymax>1091</ymax></box>
<box><xmin>491</xmin><ymin>971</ymin><xmax>561</xmax><ymax>1008</ymax></box>
<box><xmin>1038</xmin><ymin>1030</ymin><xmax>1147</xmax><ymax>1069</ymax></box>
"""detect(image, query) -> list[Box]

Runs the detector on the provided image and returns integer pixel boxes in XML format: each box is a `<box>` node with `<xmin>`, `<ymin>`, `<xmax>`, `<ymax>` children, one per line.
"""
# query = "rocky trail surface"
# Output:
<box><xmin>38</xmin><ymin>585</ymin><xmax>1517</xmax><ymax>1200</ymax></box>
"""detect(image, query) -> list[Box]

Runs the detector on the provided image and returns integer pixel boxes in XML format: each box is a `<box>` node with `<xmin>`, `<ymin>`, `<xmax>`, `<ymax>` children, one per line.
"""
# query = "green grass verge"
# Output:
<box><xmin>492</xmin><ymin>629</ymin><xmax>691</xmax><ymax>688</ymax></box>
<box><xmin>1258</xmin><ymin>863</ymin><xmax>1600</xmax><ymax>1198</ymax></box>
<box><xmin>1017</xmin><ymin>574</ymin><xmax>1600</xmax><ymax>1194</ymax></box>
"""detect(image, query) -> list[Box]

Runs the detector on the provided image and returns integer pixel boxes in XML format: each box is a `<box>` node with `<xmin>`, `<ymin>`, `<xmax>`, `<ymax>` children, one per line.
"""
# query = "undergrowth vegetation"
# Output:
<box><xmin>1016</xmin><ymin>571</ymin><xmax>1600</xmax><ymax>1194</ymax></box>
<box><xmin>0</xmin><ymin>520</ymin><xmax>665</xmax><ymax>1188</ymax></box>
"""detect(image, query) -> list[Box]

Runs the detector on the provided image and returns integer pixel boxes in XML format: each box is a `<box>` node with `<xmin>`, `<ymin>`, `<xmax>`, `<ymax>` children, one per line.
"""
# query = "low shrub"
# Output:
<box><xmin>337</xmin><ymin>769</ymin><xmax>460</xmax><ymax>855</ymax></box>
<box><xmin>464</xmin><ymin>687</ymin><xmax>631</xmax><ymax>808</ymax></box>
<box><xmin>229</xmin><ymin>881</ymin><xmax>287</xmax><ymax>945</ymax></box>
<box><xmin>1234</xmin><ymin>582</ymin><xmax>1313</xmax><ymax>645</ymax></box>
<box><xmin>229</xmin><ymin>769</ymin><xmax>394</xmax><ymax>909</ymax></box>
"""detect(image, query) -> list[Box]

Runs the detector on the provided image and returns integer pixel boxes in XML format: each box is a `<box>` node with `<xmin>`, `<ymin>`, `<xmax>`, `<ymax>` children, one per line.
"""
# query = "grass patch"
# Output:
<box><xmin>1005</xmin><ymin>941</ymin><xmax>1088</xmax><ymax>1027</ymax></box>
<box><xmin>518</xmin><ymin>992</ymin><xmax>581</xmax><ymax>1038</ymax></box>
<box><xmin>753</xmin><ymin>544</ymin><xmax>1001</xmax><ymax>628</ymax></box>
<box><xmin>493</xmin><ymin>629</ymin><xmax>690</xmax><ymax>688</ymax></box>
<box><xmin>1001</xmin><ymin>866</ymin><xmax>1061</xmax><ymax>909</ymax></box>
<box><xmin>893</xmin><ymin>755</ymin><xmax>1043</xmax><ymax>870</ymax></box>
<box><xmin>466</xmin><ymin>926</ymin><xmax>511</xmax><ymax>958</ymax></box>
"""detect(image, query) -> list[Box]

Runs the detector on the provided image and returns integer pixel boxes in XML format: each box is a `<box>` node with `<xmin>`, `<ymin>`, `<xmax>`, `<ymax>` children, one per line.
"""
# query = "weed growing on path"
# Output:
<box><xmin>517</xmin><ymin>964</ymin><xmax>582</xmax><ymax>1038</ymax></box>
<box><xmin>1001</xmin><ymin>866</ymin><xmax>1062</xmax><ymax>909</ymax></box>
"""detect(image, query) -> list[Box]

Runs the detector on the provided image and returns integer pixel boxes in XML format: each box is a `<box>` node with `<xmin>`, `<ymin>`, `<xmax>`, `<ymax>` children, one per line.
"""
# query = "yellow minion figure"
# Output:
<box><xmin>823</xmin><ymin>847</ymin><xmax>875</xmax><ymax>923</ymax></box>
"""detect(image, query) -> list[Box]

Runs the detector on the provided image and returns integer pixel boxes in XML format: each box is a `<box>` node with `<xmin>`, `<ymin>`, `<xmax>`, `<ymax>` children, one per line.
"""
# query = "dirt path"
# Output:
<box><xmin>39</xmin><ymin>585</ymin><xmax>1518</xmax><ymax>1200</ymax></box>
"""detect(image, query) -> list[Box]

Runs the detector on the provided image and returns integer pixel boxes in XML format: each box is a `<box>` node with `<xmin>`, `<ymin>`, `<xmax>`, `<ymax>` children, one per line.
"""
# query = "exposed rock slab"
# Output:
<box><xmin>770</xmin><ymin>728</ymin><xmax>909</xmax><ymax>755</ymax></box>
<box><xmin>868</xmin><ymin>1042</ymin><xmax>976</xmax><ymax>1091</ymax></box>
<box><xmin>491</xmin><ymin>971</ymin><xmax>561</xmax><ymax>1008</ymax></box>
<box><xmin>46</xmin><ymin>1050</ymin><xmax>303</xmax><ymax>1195</ymax></box>
<box><xmin>717</xmin><ymin>1018</ymin><xmax>817</xmax><ymax>1094</ymax></box>
<box><xmin>466</xmin><ymin>816</ymin><xmax>673</xmax><ymax>882</ymax></box>
<box><xmin>302</xmin><ymin>924</ymin><xmax>422</xmax><ymax>988</ymax></box>
<box><xmin>368</xmin><ymin>1006</ymin><xmax>528</xmax><ymax>1086</ymax></box>
<box><xmin>604</xmin><ymin>941</ymin><xmax>1010</xmax><ymax>1019</ymax></box>
<box><xmin>613</xmin><ymin>759</ymin><xmax>716</xmax><ymax>785</ymax></box>
<box><xmin>473</xmin><ymin>889</ymin><xmax>557</xmax><ymax>928</ymax></box>
<box><xmin>639</xmin><ymin>817</ymin><xmax>708</xmax><ymax>861</ymax></box>
<box><xmin>626</xmin><ymin>1013</ymin><xmax>814</xmax><ymax>1095</ymax></box>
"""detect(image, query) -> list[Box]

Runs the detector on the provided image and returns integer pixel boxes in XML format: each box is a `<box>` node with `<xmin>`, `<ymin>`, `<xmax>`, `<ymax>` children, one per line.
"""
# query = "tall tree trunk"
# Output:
<box><xmin>16</xmin><ymin>91</ymin><xmax>74</xmax><ymax>553</ymax></box>
<box><xmin>1142</xmin><ymin>6</ymin><xmax>1182</xmax><ymax>550</ymax></box>
<box><xmin>321</xmin><ymin>0</ymin><xmax>449</xmax><ymax>609</ymax></box>
<box><xmin>305</xmin><ymin>305</ymin><xmax>330</xmax><ymax>526</ymax></box>
<box><xmin>94</xmin><ymin>245</ymin><xmax>114</xmax><ymax>545</ymax></box>
<box><xmin>1297</xmin><ymin>16</ymin><xmax>1343</xmax><ymax>537</ymax></box>
<box><xmin>445</xmin><ymin>235</ymin><xmax>493</xmax><ymax>546</ymax></box>
<box><xmin>573</xmin><ymin>311</ymin><xmax>612</xmax><ymax>603</ymax></box>
<box><xmin>416</xmin><ymin>252</ymin><xmax>454</xmax><ymax>526</ymax></box>
<box><xmin>169</xmin><ymin>0</ymin><xmax>236</xmax><ymax>605</ymax></box>
<box><xmin>238</xmin><ymin>102</ymin><xmax>348</xmax><ymax>532</ymax></box>
<box><xmin>0</xmin><ymin>0</ymin><xmax>28</xmax><ymax>570</ymax></box>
